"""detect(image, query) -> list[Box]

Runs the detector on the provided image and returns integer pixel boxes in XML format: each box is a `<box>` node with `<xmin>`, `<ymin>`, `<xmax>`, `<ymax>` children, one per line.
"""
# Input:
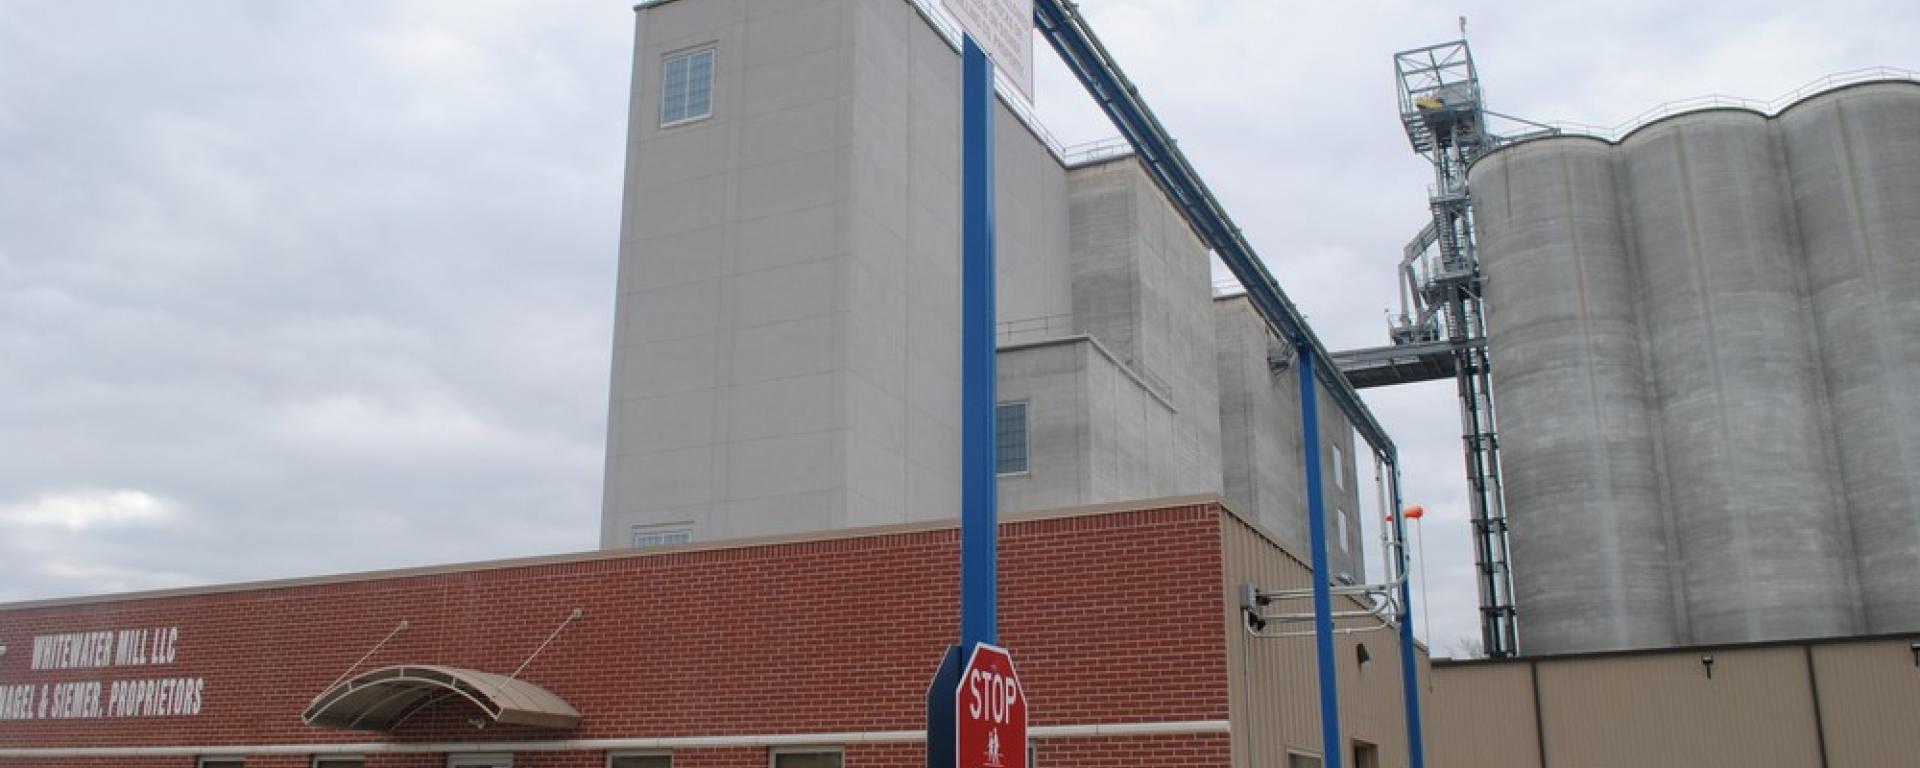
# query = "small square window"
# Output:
<box><xmin>661</xmin><ymin>46</ymin><xmax>716</xmax><ymax>126</ymax></box>
<box><xmin>770</xmin><ymin>750</ymin><xmax>842</xmax><ymax>768</ymax></box>
<box><xmin>996</xmin><ymin>402</ymin><xmax>1029</xmax><ymax>475</ymax></box>
<box><xmin>610</xmin><ymin>754</ymin><xmax>671</xmax><ymax>768</ymax></box>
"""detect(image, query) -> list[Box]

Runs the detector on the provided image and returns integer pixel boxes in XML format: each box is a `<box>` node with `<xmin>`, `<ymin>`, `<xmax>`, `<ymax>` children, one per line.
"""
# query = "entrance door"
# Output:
<box><xmin>1352</xmin><ymin>740</ymin><xmax>1380</xmax><ymax>768</ymax></box>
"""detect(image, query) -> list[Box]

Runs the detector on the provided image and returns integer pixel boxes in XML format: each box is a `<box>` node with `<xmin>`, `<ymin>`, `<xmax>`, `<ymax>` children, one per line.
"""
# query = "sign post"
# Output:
<box><xmin>931</xmin><ymin>2</ymin><xmax>1032</xmax><ymax>767</ymax></box>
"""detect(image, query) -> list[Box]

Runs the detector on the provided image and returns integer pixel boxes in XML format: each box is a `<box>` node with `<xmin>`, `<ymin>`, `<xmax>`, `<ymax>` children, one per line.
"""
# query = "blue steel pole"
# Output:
<box><xmin>1389</xmin><ymin>460</ymin><xmax>1426</xmax><ymax>768</ymax></box>
<box><xmin>1298</xmin><ymin>343</ymin><xmax>1342</xmax><ymax>768</ymax></box>
<box><xmin>959</xmin><ymin>34</ymin><xmax>998</xmax><ymax>653</ymax></box>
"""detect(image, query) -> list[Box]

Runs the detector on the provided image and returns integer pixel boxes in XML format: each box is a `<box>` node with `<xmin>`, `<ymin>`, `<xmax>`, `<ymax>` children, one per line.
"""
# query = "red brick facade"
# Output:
<box><xmin>0</xmin><ymin>502</ymin><xmax>1235</xmax><ymax>768</ymax></box>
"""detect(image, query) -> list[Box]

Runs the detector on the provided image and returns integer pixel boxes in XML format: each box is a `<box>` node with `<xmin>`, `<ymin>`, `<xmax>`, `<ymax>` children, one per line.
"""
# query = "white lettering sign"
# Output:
<box><xmin>942</xmin><ymin>0</ymin><xmax>1035</xmax><ymax>101</ymax></box>
<box><xmin>0</xmin><ymin>626</ymin><xmax>204</xmax><ymax>722</ymax></box>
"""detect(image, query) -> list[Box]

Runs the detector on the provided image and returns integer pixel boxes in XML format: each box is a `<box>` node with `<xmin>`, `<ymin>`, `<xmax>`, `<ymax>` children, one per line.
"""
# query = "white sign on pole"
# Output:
<box><xmin>941</xmin><ymin>0</ymin><xmax>1035</xmax><ymax>102</ymax></box>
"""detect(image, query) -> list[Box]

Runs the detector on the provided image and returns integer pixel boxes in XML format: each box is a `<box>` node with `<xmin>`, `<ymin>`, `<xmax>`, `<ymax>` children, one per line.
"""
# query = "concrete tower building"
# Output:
<box><xmin>603</xmin><ymin>0</ymin><xmax>1365</xmax><ymax>575</ymax></box>
<box><xmin>1472</xmin><ymin>81</ymin><xmax>1920</xmax><ymax>654</ymax></box>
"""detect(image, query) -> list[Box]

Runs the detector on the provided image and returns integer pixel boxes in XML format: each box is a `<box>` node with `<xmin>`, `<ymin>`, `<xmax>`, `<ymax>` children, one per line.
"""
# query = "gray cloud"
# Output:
<box><xmin>2</xmin><ymin>0</ymin><xmax>1912</xmax><ymax>657</ymax></box>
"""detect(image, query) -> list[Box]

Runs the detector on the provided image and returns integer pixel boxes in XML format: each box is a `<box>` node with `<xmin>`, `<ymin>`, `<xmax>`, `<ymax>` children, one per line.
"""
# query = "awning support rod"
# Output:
<box><xmin>511</xmin><ymin>608</ymin><xmax>584</xmax><ymax>680</ymax></box>
<box><xmin>320</xmin><ymin>619</ymin><xmax>409</xmax><ymax>695</ymax></box>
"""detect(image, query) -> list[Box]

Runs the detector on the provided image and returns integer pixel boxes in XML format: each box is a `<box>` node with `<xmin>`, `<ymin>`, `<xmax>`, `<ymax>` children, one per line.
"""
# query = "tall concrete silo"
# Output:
<box><xmin>1617</xmin><ymin>111</ymin><xmax>1856</xmax><ymax>644</ymax></box>
<box><xmin>1778</xmin><ymin>83</ymin><xmax>1920</xmax><ymax>633</ymax></box>
<box><xmin>1475</xmin><ymin>140</ymin><xmax>1679</xmax><ymax>652</ymax></box>
<box><xmin>1470</xmin><ymin>80</ymin><xmax>1920</xmax><ymax>654</ymax></box>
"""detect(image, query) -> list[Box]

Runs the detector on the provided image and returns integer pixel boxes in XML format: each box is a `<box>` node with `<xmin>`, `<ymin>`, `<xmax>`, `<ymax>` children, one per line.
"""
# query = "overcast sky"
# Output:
<box><xmin>1</xmin><ymin>0</ymin><xmax>1913</xmax><ymax>657</ymax></box>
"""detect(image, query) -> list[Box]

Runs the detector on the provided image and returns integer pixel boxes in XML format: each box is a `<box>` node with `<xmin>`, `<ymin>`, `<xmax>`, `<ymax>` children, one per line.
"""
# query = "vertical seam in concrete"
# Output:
<box><xmin>1672</xmin><ymin>128</ymin><xmax>1757</xmax><ymax>641</ymax></box>
<box><xmin>1803</xmin><ymin>643</ymin><xmax>1831</xmax><ymax>768</ymax></box>
<box><xmin>1617</xmin><ymin>141</ymin><xmax>1691</xmax><ymax>645</ymax></box>
<box><xmin>1559</xmin><ymin>151</ymin><xmax>1630</xmax><ymax>647</ymax></box>
<box><xmin>1776</xmin><ymin>104</ymin><xmax>1867</xmax><ymax>632</ymax></box>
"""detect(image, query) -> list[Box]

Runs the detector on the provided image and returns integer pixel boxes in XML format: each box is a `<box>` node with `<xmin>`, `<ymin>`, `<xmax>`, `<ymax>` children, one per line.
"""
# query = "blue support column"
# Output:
<box><xmin>959</xmin><ymin>35</ymin><xmax>998</xmax><ymax>652</ymax></box>
<box><xmin>1298</xmin><ymin>345</ymin><xmax>1342</xmax><ymax>768</ymax></box>
<box><xmin>1389</xmin><ymin>461</ymin><xmax>1426</xmax><ymax>768</ymax></box>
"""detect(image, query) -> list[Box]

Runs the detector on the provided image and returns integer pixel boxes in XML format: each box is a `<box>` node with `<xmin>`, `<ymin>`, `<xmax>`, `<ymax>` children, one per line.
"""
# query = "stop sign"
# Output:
<box><xmin>956</xmin><ymin>643</ymin><xmax>1027</xmax><ymax>768</ymax></box>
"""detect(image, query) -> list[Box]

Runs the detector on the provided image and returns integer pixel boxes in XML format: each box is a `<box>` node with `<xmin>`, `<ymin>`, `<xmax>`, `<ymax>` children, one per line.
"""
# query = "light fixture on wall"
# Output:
<box><xmin>1700</xmin><ymin>654</ymin><xmax>1715</xmax><ymax>679</ymax></box>
<box><xmin>1356</xmin><ymin>643</ymin><xmax>1373</xmax><ymax>670</ymax></box>
<box><xmin>1909</xmin><ymin>642</ymin><xmax>1918</xmax><ymax>668</ymax></box>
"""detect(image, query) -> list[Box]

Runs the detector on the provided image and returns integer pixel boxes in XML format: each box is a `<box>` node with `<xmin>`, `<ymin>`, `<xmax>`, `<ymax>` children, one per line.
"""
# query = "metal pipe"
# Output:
<box><xmin>959</xmin><ymin>34</ymin><xmax>998</xmax><ymax>652</ymax></box>
<box><xmin>1031</xmin><ymin>0</ymin><xmax>1396</xmax><ymax>460</ymax></box>
<box><xmin>1389</xmin><ymin>460</ymin><xmax>1427</xmax><ymax>768</ymax></box>
<box><xmin>1298</xmin><ymin>344</ymin><xmax>1343</xmax><ymax>768</ymax></box>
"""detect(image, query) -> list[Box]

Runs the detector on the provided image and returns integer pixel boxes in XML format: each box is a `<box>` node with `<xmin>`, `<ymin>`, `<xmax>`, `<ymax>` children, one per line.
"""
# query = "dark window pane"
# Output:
<box><xmin>995</xmin><ymin>402</ymin><xmax>1028</xmax><ymax>474</ymax></box>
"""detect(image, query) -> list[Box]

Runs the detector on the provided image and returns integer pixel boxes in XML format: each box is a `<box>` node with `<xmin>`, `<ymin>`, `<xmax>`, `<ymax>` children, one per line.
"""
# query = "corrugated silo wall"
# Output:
<box><xmin>1471</xmin><ymin>82</ymin><xmax>1920</xmax><ymax>654</ymax></box>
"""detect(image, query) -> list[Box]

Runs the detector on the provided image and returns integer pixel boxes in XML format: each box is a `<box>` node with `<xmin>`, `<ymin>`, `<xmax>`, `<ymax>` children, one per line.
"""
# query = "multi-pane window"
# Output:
<box><xmin>609</xmin><ymin>755</ymin><xmax>671</xmax><ymax>768</ymax></box>
<box><xmin>661</xmin><ymin>47</ymin><xmax>716</xmax><ymax>126</ymax></box>
<box><xmin>632</xmin><ymin>526</ymin><xmax>692</xmax><ymax>549</ymax></box>
<box><xmin>995</xmin><ymin>402</ymin><xmax>1029</xmax><ymax>475</ymax></box>
<box><xmin>771</xmin><ymin>751</ymin><xmax>842</xmax><ymax>768</ymax></box>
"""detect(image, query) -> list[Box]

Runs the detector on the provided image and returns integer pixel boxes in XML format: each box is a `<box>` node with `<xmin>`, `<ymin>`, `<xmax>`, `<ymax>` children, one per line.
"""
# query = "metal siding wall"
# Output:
<box><xmin>1536</xmin><ymin>646</ymin><xmax>1822</xmax><ymax>767</ymax></box>
<box><xmin>1810</xmin><ymin>640</ymin><xmax>1920</xmax><ymax>768</ymax></box>
<box><xmin>1425</xmin><ymin>664</ymin><xmax>1539</xmax><ymax>768</ymax></box>
<box><xmin>1220</xmin><ymin>511</ymin><xmax>1420</xmax><ymax>768</ymax></box>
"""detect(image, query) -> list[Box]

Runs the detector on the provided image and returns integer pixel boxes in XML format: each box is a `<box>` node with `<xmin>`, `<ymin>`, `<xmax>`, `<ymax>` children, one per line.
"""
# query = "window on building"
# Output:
<box><xmin>1331</xmin><ymin>442</ymin><xmax>1345</xmax><ymax>490</ymax></box>
<box><xmin>770</xmin><ymin>750</ymin><xmax>842</xmax><ymax>768</ymax></box>
<box><xmin>609</xmin><ymin>754</ymin><xmax>671</xmax><ymax>768</ymax></box>
<box><xmin>661</xmin><ymin>46</ymin><xmax>716</xmax><ymax>126</ymax></box>
<box><xmin>1336</xmin><ymin>508</ymin><xmax>1351</xmax><ymax>554</ymax></box>
<box><xmin>632</xmin><ymin>525</ymin><xmax>693</xmax><ymax>549</ymax></box>
<box><xmin>1287</xmin><ymin>752</ymin><xmax>1322</xmax><ymax>768</ymax></box>
<box><xmin>313</xmin><ymin>759</ymin><xmax>365</xmax><ymax>768</ymax></box>
<box><xmin>995</xmin><ymin>402</ymin><xmax>1029</xmax><ymax>475</ymax></box>
<box><xmin>200</xmin><ymin>760</ymin><xmax>244</xmax><ymax>768</ymax></box>
<box><xmin>449</xmin><ymin>755</ymin><xmax>513</xmax><ymax>768</ymax></box>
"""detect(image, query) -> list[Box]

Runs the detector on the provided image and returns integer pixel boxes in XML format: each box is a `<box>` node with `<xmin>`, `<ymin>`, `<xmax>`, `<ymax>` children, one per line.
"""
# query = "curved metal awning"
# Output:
<box><xmin>302</xmin><ymin>664</ymin><xmax>581</xmax><ymax>731</ymax></box>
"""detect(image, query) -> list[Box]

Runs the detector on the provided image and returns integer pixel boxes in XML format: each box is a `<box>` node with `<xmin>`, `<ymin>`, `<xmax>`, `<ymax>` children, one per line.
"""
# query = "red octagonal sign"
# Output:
<box><xmin>956</xmin><ymin>643</ymin><xmax>1027</xmax><ymax>768</ymax></box>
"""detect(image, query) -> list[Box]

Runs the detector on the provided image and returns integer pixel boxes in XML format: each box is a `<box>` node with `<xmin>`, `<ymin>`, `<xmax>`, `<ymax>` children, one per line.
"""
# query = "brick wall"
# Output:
<box><xmin>0</xmin><ymin>502</ymin><xmax>1231</xmax><ymax>767</ymax></box>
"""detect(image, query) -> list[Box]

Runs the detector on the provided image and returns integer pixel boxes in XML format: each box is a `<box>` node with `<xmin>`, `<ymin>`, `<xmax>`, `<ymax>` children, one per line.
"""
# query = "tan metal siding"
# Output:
<box><xmin>1220</xmin><ymin>508</ymin><xmax>1426</xmax><ymax>768</ymax></box>
<box><xmin>1812</xmin><ymin>639</ymin><xmax>1920</xmax><ymax>768</ymax></box>
<box><xmin>1536</xmin><ymin>646</ymin><xmax>1821</xmax><ymax>767</ymax></box>
<box><xmin>1427</xmin><ymin>663</ymin><xmax>1539</xmax><ymax>768</ymax></box>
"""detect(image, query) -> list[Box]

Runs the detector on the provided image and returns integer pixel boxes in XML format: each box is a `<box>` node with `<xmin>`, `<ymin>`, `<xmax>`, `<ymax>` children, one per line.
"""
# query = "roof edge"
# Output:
<box><xmin>0</xmin><ymin>494</ymin><xmax>1226</xmax><ymax>612</ymax></box>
